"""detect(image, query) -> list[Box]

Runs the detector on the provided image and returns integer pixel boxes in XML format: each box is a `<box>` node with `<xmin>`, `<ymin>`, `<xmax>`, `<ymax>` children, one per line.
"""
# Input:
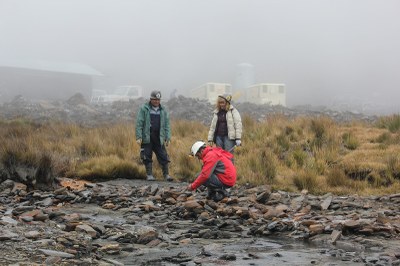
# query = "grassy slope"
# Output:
<box><xmin>1</xmin><ymin>115</ymin><xmax>399</xmax><ymax>196</ymax></box>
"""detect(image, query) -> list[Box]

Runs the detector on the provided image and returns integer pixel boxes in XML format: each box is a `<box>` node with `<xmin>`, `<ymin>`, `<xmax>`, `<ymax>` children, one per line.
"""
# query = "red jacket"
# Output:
<box><xmin>190</xmin><ymin>146</ymin><xmax>236</xmax><ymax>190</ymax></box>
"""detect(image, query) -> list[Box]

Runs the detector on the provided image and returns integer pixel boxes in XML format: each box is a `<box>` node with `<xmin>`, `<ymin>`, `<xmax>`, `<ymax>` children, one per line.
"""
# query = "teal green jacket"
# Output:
<box><xmin>135</xmin><ymin>102</ymin><xmax>171</xmax><ymax>144</ymax></box>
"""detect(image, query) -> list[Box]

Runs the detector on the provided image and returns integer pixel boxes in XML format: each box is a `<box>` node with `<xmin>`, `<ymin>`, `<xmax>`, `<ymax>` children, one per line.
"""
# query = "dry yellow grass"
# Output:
<box><xmin>1</xmin><ymin>115</ymin><xmax>400</xmax><ymax>196</ymax></box>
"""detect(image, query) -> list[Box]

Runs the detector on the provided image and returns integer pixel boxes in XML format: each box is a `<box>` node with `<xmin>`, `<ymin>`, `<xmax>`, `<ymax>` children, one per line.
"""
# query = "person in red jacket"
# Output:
<box><xmin>186</xmin><ymin>141</ymin><xmax>237</xmax><ymax>201</ymax></box>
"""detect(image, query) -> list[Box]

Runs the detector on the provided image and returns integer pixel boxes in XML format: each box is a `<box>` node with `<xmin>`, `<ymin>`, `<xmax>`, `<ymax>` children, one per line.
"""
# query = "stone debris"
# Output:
<box><xmin>0</xmin><ymin>177</ymin><xmax>399</xmax><ymax>265</ymax></box>
<box><xmin>0</xmin><ymin>94</ymin><xmax>379</xmax><ymax>126</ymax></box>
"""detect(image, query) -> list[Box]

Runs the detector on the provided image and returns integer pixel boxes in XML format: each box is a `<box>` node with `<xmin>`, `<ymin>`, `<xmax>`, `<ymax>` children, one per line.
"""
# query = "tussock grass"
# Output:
<box><xmin>342</xmin><ymin>132</ymin><xmax>359</xmax><ymax>150</ymax></box>
<box><xmin>72</xmin><ymin>155</ymin><xmax>143</xmax><ymax>181</ymax></box>
<box><xmin>2</xmin><ymin>115</ymin><xmax>400</xmax><ymax>196</ymax></box>
<box><xmin>386</xmin><ymin>154</ymin><xmax>400</xmax><ymax>179</ymax></box>
<box><xmin>292</xmin><ymin>169</ymin><xmax>319</xmax><ymax>194</ymax></box>
<box><xmin>238</xmin><ymin>149</ymin><xmax>277</xmax><ymax>185</ymax></box>
<box><xmin>175</xmin><ymin>153</ymin><xmax>200</xmax><ymax>182</ymax></box>
<box><xmin>326</xmin><ymin>167</ymin><xmax>349</xmax><ymax>187</ymax></box>
<box><xmin>172</xmin><ymin>120</ymin><xmax>207</xmax><ymax>139</ymax></box>
<box><xmin>376</xmin><ymin>114</ymin><xmax>400</xmax><ymax>133</ymax></box>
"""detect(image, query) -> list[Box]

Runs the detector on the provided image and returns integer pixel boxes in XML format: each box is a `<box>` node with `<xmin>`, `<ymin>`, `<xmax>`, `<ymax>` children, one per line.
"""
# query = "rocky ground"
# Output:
<box><xmin>1</xmin><ymin>177</ymin><xmax>400</xmax><ymax>265</ymax></box>
<box><xmin>0</xmin><ymin>94</ymin><xmax>378</xmax><ymax>126</ymax></box>
<box><xmin>1</xmin><ymin>95</ymin><xmax>398</xmax><ymax>265</ymax></box>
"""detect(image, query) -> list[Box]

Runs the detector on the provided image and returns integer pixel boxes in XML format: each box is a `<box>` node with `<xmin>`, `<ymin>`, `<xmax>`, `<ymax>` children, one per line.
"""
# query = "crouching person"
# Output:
<box><xmin>186</xmin><ymin>141</ymin><xmax>236</xmax><ymax>201</ymax></box>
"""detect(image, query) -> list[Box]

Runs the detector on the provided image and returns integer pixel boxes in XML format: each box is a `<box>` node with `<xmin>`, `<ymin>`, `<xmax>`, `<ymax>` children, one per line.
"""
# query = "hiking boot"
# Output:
<box><xmin>206</xmin><ymin>188</ymin><xmax>215</xmax><ymax>200</ymax></box>
<box><xmin>162</xmin><ymin>164</ymin><xmax>173</xmax><ymax>182</ymax></box>
<box><xmin>164</xmin><ymin>175</ymin><xmax>174</xmax><ymax>182</ymax></box>
<box><xmin>198</xmin><ymin>185</ymin><xmax>207</xmax><ymax>192</ymax></box>
<box><xmin>145</xmin><ymin>163</ymin><xmax>155</xmax><ymax>181</ymax></box>
<box><xmin>212</xmin><ymin>191</ymin><xmax>225</xmax><ymax>202</ymax></box>
<box><xmin>146</xmin><ymin>175</ymin><xmax>156</xmax><ymax>181</ymax></box>
<box><xmin>212</xmin><ymin>188</ymin><xmax>229</xmax><ymax>202</ymax></box>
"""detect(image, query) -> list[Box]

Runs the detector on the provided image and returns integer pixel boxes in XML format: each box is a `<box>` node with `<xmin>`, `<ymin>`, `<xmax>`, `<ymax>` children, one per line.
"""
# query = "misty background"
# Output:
<box><xmin>0</xmin><ymin>0</ymin><xmax>399</xmax><ymax>114</ymax></box>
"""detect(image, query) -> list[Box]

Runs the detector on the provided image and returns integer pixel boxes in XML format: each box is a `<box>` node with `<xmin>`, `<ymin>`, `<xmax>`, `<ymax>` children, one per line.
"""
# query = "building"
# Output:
<box><xmin>191</xmin><ymin>83</ymin><xmax>232</xmax><ymax>104</ymax></box>
<box><xmin>0</xmin><ymin>58</ymin><xmax>102</xmax><ymax>102</ymax></box>
<box><xmin>244</xmin><ymin>83</ymin><xmax>286</xmax><ymax>106</ymax></box>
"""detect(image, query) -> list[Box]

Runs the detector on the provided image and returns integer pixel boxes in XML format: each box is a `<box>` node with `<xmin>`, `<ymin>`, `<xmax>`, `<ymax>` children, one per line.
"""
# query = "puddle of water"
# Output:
<box><xmin>58</xmin><ymin>202</ymin><xmax>398</xmax><ymax>266</ymax></box>
<box><xmin>61</xmin><ymin>203</ymin><xmax>127</xmax><ymax>225</ymax></box>
<box><xmin>109</xmin><ymin>237</ymin><xmax>366</xmax><ymax>266</ymax></box>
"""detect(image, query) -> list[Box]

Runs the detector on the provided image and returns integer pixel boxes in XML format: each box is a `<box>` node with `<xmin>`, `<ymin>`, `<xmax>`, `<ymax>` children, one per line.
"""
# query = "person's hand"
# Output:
<box><xmin>165</xmin><ymin>140</ymin><xmax>170</xmax><ymax>147</ymax></box>
<box><xmin>186</xmin><ymin>184</ymin><xmax>193</xmax><ymax>191</ymax></box>
<box><xmin>235</xmin><ymin>139</ymin><xmax>241</xmax><ymax>146</ymax></box>
<box><xmin>136</xmin><ymin>139</ymin><xmax>142</xmax><ymax>145</ymax></box>
<box><xmin>208</xmin><ymin>141</ymin><xmax>214</xmax><ymax>146</ymax></box>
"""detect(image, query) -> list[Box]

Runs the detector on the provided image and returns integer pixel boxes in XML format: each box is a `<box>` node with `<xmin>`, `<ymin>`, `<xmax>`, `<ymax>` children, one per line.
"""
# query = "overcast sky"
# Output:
<box><xmin>0</xmin><ymin>0</ymin><xmax>399</xmax><ymax>111</ymax></box>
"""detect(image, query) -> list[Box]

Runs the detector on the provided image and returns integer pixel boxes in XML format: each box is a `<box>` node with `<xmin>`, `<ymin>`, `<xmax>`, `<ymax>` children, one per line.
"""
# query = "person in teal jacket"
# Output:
<box><xmin>135</xmin><ymin>90</ymin><xmax>173</xmax><ymax>181</ymax></box>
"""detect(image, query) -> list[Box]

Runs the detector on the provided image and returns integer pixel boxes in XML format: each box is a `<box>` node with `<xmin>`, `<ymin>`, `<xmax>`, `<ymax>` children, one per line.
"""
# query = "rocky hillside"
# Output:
<box><xmin>0</xmin><ymin>94</ymin><xmax>378</xmax><ymax>126</ymax></box>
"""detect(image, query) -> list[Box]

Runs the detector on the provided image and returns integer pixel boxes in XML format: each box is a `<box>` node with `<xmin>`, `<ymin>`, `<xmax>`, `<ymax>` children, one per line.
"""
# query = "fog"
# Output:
<box><xmin>1</xmin><ymin>0</ymin><xmax>399</xmax><ymax>113</ymax></box>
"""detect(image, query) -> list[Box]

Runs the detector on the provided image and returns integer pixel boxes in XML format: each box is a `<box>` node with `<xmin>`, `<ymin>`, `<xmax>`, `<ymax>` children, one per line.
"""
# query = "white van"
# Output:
<box><xmin>92</xmin><ymin>85</ymin><xmax>143</xmax><ymax>103</ymax></box>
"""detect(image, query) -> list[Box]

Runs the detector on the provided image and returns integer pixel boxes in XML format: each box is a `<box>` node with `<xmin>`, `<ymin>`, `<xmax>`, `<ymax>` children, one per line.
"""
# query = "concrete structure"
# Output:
<box><xmin>0</xmin><ymin>58</ymin><xmax>102</xmax><ymax>102</ymax></box>
<box><xmin>245</xmin><ymin>83</ymin><xmax>286</xmax><ymax>106</ymax></box>
<box><xmin>191</xmin><ymin>83</ymin><xmax>232</xmax><ymax>104</ymax></box>
<box><xmin>234</xmin><ymin>63</ymin><xmax>255</xmax><ymax>92</ymax></box>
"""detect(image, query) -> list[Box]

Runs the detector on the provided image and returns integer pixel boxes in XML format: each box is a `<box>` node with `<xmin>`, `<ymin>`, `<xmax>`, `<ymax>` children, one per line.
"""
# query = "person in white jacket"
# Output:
<box><xmin>207</xmin><ymin>94</ymin><xmax>242</xmax><ymax>153</ymax></box>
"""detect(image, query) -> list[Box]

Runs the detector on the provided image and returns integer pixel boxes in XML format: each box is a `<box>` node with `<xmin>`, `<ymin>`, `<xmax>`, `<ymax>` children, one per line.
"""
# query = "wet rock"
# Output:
<box><xmin>12</xmin><ymin>205</ymin><xmax>34</xmax><ymax>216</ymax></box>
<box><xmin>0</xmin><ymin>230</ymin><xmax>19</xmax><ymax>240</ymax></box>
<box><xmin>256</xmin><ymin>191</ymin><xmax>270</xmax><ymax>204</ymax></box>
<box><xmin>25</xmin><ymin>230</ymin><xmax>41</xmax><ymax>239</ymax></box>
<box><xmin>163</xmin><ymin>251</ymin><xmax>192</xmax><ymax>263</ymax></box>
<box><xmin>343</xmin><ymin>220</ymin><xmax>361</xmax><ymax>229</ymax></box>
<box><xmin>76</xmin><ymin>224</ymin><xmax>98</xmax><ymax>238</ymax></box>
<box><xmin>36</xmin><ymin>197</ymin><xmax>54</xmax><ymax>207</ymax></box>
<box><xmin>20</xmin><ymin>216</ymin><xmax>33</xmax><ymax>223</ymax></box>
<box><xmin>44</xmin><ymin>256</ymin><xmax>62</xmax><ymax>265</ymax></box>
<box><xmin>335</xmin><ymin>240</ymin><xmax>366</xmax><ymax>252</ymax></box>
<box><xmin>63</xmin><ymin>213</ymin><xmax>81</xmax><ymax>222</ymax></box>
<box><xmin>1</xmin><ymin>169</ymin><xmax>400</xmax><ymax>264</ymax></box>
<box><xmin>137</xmin><ymin>230</ymin><xmax>158</xmax><ymax>244</ymax></box>
<box><xmin>184</xmin><ymin>200</ymin><xmax>203</xmax><ymax>213</ymax></box>
<box><xmin>102</xmin><ymin>258</ymin><xmax>124</xmax><ymax>266</ymax></box>
<box><xmin>101</xmin><ymin>202</ymin><xmax>116</xmax><ymax>209</ymax></box>
<box><xmin>33</xmin><ymin>238</ymin><xmax>56</xmax><ymax>247</ymax></box>
<box><xmin>309</xmin><ymin>224</ymin><xmax>324</xmax><ymax>235</ymax></box>
<box><xmin>330</xmin><ymin>230</ymin><xmax>342</xmax><ymax>244</ymax></box>
<box><xmin>321</xmin><ymin>196</ymin><xmax>332</xmax><ymax>210</ymax></box>
<box><xmin>268</xmin><ymin>192</ymin><xmax>282</xmax><ymax>205</ymax></box>
<box><xmin>309</xmin><ymin>234</ymin><xmax>330</xmax><ymax>244</ymax></box>
<box><xmin>99</xmin><ymin>244</ymin><xmax>121</xmax><ymax>255</ymax></box>
<box><xmin>13</xmin><ymin>183</ymin><xmax>28</xmax><ymax>196</ymax></box>
<box><xmin>219</xmin><ymin>254</ymin><xmax>236</xmax><ymax>260</ymax></box>
<box><xmin>38</xmin><ymin>249</ymin><xmax>75</xmax><ymax>258</ymax></box>
<box><xmin>54</xmin><ymin>187</ymin><xmax>67</xmax><ymax>195</ymax></box>
<box><xmin>1</xmin><ymin>216</ymin><xmax>18</xmax><ymax>225</ymax></box>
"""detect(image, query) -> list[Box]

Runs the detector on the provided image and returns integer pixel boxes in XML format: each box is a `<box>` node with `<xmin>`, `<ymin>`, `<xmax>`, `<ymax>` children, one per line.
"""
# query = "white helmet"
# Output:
<box><xmin>191</xmin><ymin>141</ymin><xmax>206</xmax><ymax>156</ymax></box>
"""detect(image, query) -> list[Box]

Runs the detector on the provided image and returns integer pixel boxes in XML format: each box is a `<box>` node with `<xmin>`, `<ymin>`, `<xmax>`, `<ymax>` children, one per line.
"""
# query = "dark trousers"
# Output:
<box><xmin>203</xmin><ymin>173</ymin><xmax>231</xmax><ymax>190</ymax></box>
<box><xmin>142</xmin><ymin>135</ymin><xmax>169</xmax><ymax>166</ymax></box>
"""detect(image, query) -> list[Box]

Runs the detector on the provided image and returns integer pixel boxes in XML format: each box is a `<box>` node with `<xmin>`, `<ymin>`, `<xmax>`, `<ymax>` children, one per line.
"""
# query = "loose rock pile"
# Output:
<box><xmin>1</xmin><ymin>178</ymin><xmax>400</xmax><ymax>265</ymax></box>
<box><xmin>0</xmin><ymin>94</ymin><xmax>378</xmax><ymax>126</ymax></box>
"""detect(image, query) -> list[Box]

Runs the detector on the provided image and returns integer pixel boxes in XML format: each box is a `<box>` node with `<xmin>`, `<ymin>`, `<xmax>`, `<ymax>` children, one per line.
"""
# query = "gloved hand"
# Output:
<box><xmin>165</xmin><ymin>140</ymin><xmax>170</xmax><ymax>147</ymax></box>
<box><xmin>208</xmin><ymin>141</ymin><xmax>214</xmax><ymax>146</ymax></box>
<box><xmin>235</xmin><ymin>139</ymin><xmax>241</xmax><ymax>146</ymax></box>
<box><xmin>136</xmin><ymin>139</ymin><xmax>142</xmax><ymax>144</ymax></box>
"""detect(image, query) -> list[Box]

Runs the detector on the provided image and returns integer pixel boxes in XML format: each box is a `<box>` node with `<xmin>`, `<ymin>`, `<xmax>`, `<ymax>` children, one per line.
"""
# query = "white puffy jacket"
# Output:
<box><xmin>208</xmin><ymin>105</ymin><xmax>242</xmax><ymax>142</ymax></box>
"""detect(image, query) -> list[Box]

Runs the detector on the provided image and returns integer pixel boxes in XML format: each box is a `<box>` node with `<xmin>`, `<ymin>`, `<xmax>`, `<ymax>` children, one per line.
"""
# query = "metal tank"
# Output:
<box><xmin>234</xmin><ymin>63</ymin><xmax>255</xmax><ymax>102</ymax></box>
